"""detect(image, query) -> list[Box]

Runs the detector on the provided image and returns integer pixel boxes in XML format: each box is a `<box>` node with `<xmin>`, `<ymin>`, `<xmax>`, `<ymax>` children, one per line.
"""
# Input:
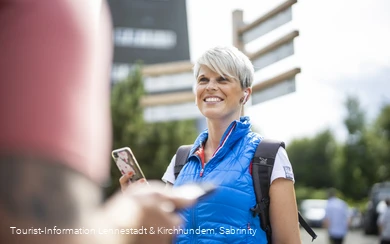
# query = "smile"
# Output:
<box><xmin>204</xmin><ymin>97</ymin><xmax>222</xmax><ymax>102</ymax></box>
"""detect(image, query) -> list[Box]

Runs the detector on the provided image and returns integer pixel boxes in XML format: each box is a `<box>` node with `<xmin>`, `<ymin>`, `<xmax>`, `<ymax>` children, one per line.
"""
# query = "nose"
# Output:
<box><xmin>206</xmin><ymin>79</ymin><xmax>218</xmax><ymax>91</ymax></box>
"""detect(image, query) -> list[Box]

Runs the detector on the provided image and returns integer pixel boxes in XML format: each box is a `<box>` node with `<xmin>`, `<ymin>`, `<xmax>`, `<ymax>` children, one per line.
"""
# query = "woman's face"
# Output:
<box><xmin>195</xmin><ymin>65</ymin><xmax>250</xmax><ymax>122</ymax></box>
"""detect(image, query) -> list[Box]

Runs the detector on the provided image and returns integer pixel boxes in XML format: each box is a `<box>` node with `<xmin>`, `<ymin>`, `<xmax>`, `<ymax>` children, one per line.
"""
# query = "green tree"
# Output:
<box><xmin>287</xmin><ymin>129</ymin><xmax>337</xmax><ymax>188</ymax></box>
<box><xmin>289</xmin><ymin>98</ymin><xmax>389</xmax><ymax>201</ymax></box>
<box><xmin>339</xmin><ymin>96</ymin><xmax>377</xmax><ymax>199</ymax></box>
<box><xmin>107</xmin><ymin>65</ymin><xmax>198</xmax><ymax>197</ymax></box>
<box><xmin>370</xmin><ymin>104</ymin><xmax>390</xmax><ymax>181</ymax></box>
<box><xmin>136</xmin><ymin>119</ymin><xmax>198</xmax><ymax>180</ymax></box>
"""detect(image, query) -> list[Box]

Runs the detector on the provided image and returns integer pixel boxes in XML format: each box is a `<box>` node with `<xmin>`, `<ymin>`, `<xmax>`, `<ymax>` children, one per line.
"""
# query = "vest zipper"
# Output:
<box><xmin>193</xmin><ymin>154</ymin><xmax>204</xmax><ymax>178</ymax></box>
<box><xmin>200</xmin><ymin>162</ymin><xmax>205</xmax><ymax>177</ymax></box>
<box><xmin>200</xmin><ymin>124</ymin><xmax>237</xmax><ymax>178</ymax></box>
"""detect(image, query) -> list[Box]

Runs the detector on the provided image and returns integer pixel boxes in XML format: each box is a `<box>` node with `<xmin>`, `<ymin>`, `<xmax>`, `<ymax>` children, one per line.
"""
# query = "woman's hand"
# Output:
<box><xmin>119</xmin><ymin>172</ymin><xmax>147</xmax><ymax>193</ymax></box>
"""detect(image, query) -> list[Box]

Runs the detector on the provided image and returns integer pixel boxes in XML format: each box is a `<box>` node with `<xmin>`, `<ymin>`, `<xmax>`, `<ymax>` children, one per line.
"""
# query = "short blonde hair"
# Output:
<box><xmin>193</xmin><ymin>46</ymin><xmax>254</xmax><ymax>88</ymax></box>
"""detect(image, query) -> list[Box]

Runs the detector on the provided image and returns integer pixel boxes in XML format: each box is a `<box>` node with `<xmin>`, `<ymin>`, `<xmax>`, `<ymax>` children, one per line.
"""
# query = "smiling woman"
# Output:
<box><xmin>195</xmin><ymin>65</ymin><xmax>249</xmax><ymax>121</ymax></box>
<box><xmin>169</xmin><ymin>46</ymin><xmax>301</xmax><ymax>243</ymax></box>
<box><xmin>119</xmin><ymin>46</ymin><xmax>302</xmax><ymax>243</ymax></box>
<box><xmin>193</xmin><ymin>46</ymin><xmax>253</xmax><ymax>123</ymax></box>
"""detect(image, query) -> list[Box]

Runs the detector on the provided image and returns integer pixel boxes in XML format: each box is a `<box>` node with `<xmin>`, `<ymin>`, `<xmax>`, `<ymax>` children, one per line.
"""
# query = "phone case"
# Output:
<box><xmin>111</xmin><ymin>147</ymin><xmax>146</xmax><ymax>182</ymax></box>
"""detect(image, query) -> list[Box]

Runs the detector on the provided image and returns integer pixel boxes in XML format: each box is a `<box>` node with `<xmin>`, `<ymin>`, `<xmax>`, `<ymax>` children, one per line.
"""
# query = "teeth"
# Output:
<box><xmin>205</xmin><ymin>97</ymin><xmax>221</xmax><ymax>102</ymax></box>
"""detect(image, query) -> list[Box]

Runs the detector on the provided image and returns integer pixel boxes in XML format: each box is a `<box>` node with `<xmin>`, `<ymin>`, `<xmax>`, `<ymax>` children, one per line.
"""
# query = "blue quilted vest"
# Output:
<box><xmin>173</xmin><ymin>116</ymin><xmax>267</xmax><ymax>244</ymax></box>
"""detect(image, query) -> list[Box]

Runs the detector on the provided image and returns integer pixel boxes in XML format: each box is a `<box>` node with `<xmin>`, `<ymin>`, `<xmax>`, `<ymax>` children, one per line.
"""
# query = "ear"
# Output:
<box><xmin>243</xmin><ymin>91</ymin><xmax>248</xmax><ymax>102</ymax></box>
<box><xmin>242</xmin><ymin>88</ymin><xmax>252</xmax><ymax>104</ymax></box>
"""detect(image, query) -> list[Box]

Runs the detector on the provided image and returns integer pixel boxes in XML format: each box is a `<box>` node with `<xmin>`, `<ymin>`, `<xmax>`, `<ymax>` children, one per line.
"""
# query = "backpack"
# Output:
<box><xmin>174</xmin><ymin>139</ymin><xmax>317</xmax><ymax>243</ymax></box>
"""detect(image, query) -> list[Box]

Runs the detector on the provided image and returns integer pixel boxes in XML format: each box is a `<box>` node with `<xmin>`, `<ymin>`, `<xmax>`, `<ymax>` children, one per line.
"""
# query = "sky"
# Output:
<box><xmin>186</xmin><ymin>0</ymin><xmax>390</xmax><ymax>144</ymax></box>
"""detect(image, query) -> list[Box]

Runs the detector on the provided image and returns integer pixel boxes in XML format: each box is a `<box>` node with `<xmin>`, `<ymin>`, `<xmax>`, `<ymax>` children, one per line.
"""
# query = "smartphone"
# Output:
<box><xmin>111</xmin><ymin>147</ymin><xmax>146</xmax><ymax>182</ymax></box>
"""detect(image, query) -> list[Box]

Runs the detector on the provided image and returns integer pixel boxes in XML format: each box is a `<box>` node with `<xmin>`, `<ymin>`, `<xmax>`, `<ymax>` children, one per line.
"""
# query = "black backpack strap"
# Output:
<box><xmin>174</xmin><ymin>145</ymin><xmax>193</xmax><ymax>180</ymax></box>
<box><xmin>299</xmin><ymin>212</ymin><xmax>317</xmax><ymax>241</ymax></box>
<box><xmin>250</xmin><ymin>139</ymin><xmax>283</xmax><ymax>243</ymax></box>
<box><xmin>250</xmin><ymin>138</ymin><xmax>317</xmax><ymax>243</ymax></box>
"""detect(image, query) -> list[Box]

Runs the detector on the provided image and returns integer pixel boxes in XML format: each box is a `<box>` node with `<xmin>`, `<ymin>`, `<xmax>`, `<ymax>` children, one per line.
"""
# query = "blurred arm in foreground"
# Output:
<box><xmin>0</xmin><ymin>1</ymin><xmax>192</xmax><ymax>243</ymax></box>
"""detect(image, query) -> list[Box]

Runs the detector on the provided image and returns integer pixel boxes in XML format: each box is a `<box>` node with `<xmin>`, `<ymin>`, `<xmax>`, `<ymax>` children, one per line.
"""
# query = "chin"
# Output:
<box><xmin>201</xmin><ymin>109</ymin><xmax>222</xmax><ymax>118</ymax></box>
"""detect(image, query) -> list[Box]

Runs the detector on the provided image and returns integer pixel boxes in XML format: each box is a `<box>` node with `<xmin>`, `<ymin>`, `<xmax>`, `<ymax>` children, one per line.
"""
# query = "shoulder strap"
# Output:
<box><xmin>250</xmin><ymin>139</ymin><xmax>317</xmax><ymax>243</ymax></box>
<box><xmin>251</xmin><ymin>139</ymin><xmax>283</xmax><ymax>243</ymax></box>
<box><xmin>174</xmin><ymin>141</ymin><xmax>317</xmax><ymax>242</ymax></box>
<box><xmin>299</xmin><ymin>212</ymin><xmax>317</xmax><ymax>241</ymax></box>
<box><xmin>174</xmin><ymin>145</ymin><xmax>193</xmax><ymax>180</ymax></box>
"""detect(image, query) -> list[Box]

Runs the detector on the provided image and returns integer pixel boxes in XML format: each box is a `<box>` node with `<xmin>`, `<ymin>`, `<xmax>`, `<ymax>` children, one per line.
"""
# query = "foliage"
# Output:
<box><xmin>288</xmin><ymin>95</ymin><xmax>390</xmax><ymax>201</ymax></box>
<box><xmin>287</xmin><ymin>129</ymin><xmax>337</xmax><ymax>189</ymax></box>
<box><xmin>106</xmin><ymin>66</ymin><xmax>198</xmax><ymax>197</ymax></box>
<box><xmin>294</xmin><ymin>186</ymin><xmax>367</xmax><ymax>211</ymax></box>
<box><xmin>371</xmin><ymin>104</ymin><xmax>390</xmax><ymax>181</ymax></box>
<box><xmin>295</xmin><ymin>186</ymin><xmax>328</xmax><ymax>204</ymax></box>
<box><xmin>337</xmin><ymin>96</ymin><xmax>390</xmax><ymax>199</ymax></box>
<box><xmin>338</xmin><ymin>96</ymin><xmax>371</xmax><ymax>199</ymax></box>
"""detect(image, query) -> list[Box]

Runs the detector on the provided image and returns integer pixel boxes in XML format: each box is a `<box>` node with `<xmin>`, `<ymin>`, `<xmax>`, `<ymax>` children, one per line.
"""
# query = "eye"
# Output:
<box><xmin>198</xmin><ymin>77</ymin><xmax>209</xmax><ymax>83</ymax></box>
<box><xmin>217</xmin><ymin>76</ymin><xmax>228</xmax><ymax>82</ymax></box>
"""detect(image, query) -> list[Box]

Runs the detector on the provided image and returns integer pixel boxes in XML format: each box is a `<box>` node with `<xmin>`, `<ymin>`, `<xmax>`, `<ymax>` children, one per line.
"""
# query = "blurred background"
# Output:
<box><xmin>106</xmin><ymin>0</ymin><xmax>390</xmax><ymax>242</ymax></box>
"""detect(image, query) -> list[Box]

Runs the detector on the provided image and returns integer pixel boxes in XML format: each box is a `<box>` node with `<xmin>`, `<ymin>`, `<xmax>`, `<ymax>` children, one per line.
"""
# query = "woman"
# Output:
<box><xmin>121</xmin><ymin>46</ymin><xmax>301</xmax><ymax>243</ymax></box>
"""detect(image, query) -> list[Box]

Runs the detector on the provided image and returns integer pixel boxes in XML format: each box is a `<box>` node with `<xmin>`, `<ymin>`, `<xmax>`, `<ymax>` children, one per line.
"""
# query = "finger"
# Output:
<box><xmin>119</xmin><ymin>174</ymin><xmax>133</xmax><ymax>193</ymax></box>
<box><xmin>119</xmin><ymin>177</ymin><xmax>128</xmax><ymax>188</ymax></box>
<box><xmin>119</xmin><ymin>172</ymin><xmax>133</xmax><ymax>185</ymax></box>
<box><xmin>138</xmin><ymin>178</ymin><xmax>147</xmax><ymax>184</ymax></box>
<box><xmin>134</xmin><ymin>178</ymin><xmax>148</xmax><ymax>186</ymax></box>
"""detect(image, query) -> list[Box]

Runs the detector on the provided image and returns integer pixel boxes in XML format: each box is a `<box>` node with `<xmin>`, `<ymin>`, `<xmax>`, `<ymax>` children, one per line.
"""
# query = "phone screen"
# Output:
<box><xmin>111</xmin><ymin>147</ymin><xmax>146</xmax><ymax>182</ymax></box>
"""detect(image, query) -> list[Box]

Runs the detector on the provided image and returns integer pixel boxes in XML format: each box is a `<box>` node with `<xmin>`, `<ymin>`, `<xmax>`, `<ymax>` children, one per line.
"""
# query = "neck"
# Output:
<box><xmin>206</xmin><ymin>117</ymin><xmax>239</xmax><ymax>152</ymax></box>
